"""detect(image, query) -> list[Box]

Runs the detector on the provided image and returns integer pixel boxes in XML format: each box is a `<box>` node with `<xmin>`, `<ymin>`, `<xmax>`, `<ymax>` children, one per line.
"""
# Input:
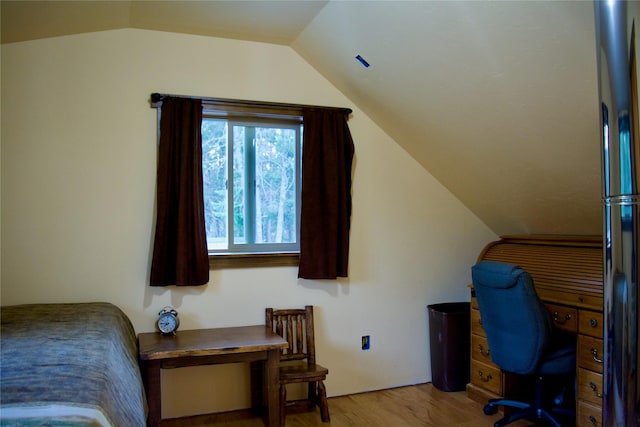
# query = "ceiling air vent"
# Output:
<box><xmin>355</xmin><ymin>55</ymin><xmax>370</xmax><ymax>68</ymax></box>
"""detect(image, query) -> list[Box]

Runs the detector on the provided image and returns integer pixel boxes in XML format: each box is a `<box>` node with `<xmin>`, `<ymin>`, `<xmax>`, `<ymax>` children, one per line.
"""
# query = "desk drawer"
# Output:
<box><xmin>471</xmin><ymin>308</ymin><xmax>485</xmax><ymax>337</ymax></box>
<box><xmin>579</xmin><ymin>310</ymin><xmax>603</xmax><ymax>338</ymax></box>
<box><xmin>578</xmin><ymin>400</ymin><xmax>602</xmax><ymax>427</ymax></box>
<box><xmin>546</xmin><ymin>303</ymin><xmax>577</xmax><ymax>333</ymax></box>
<box><xmin>471</xmin><ymin>334</ymin><xmax>496</xmax><ymax>367</ymax></box>
<box><xmin>578</xmin><ymin>368</ymin><xmax>603</xmax><ymax>407</ymax></box>
<box><xmin>578</xmin><ymin>335</ymin><xmax>604</xmax><ymax>373</ymax></box>
<box><xmin>471</xmin><ymin>359</ymin><xmax>501</xmax><ymax>395</ymax></box>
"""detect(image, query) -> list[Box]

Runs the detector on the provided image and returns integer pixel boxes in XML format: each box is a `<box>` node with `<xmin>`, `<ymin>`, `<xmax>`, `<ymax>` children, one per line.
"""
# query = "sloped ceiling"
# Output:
<box><xmin>1</xmin><ymin>0</ymin><xmax>604</xmax><ymax>236</ymax></box>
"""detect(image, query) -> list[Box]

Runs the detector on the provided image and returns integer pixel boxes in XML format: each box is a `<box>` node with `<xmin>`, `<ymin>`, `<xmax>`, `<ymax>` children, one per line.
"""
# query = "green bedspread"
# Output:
<box><xmin>1</xmin><ymin>303</ymin><xmax>147</xmax><ymax>426</ymax></box>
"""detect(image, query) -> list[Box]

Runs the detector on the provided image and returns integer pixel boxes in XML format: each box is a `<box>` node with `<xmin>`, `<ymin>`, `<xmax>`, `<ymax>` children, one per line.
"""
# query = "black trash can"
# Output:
<box><xmin>427</xmin><ymin>302</ymin><xmax>470</xmax><ymax>392</ymax></box>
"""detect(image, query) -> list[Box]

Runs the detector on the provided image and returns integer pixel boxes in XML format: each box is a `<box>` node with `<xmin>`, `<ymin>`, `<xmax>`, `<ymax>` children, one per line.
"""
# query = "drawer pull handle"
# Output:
<box><xmin>553</xmin><ymin>311</ymin><xmax>572</xmax><ymax>324</ymax></box>
<box><xmin>478</xmin><ymin>344</ymin><xmax>490</xmax><ymax>357</ymax></box>
<box><xmin>589</xmin><ymin>415</ymin><xmax>597</xmax><ymax>426</ymax></box>
<box><xmin>590</xmin><ymin>318</ymin><xmax>598</xmax><ymax>328</ymax></box>
<box><xmin>590</xmin><ymin>381</ymin><xmax>603</xmax><ymax>398</ymax></box>
<box><xmin>478</xmin><ymin>370</ymin><xmax>492</xmax><ymax>382</ymax></box>
<box><xmin>591</xmin><ymin>348</ymin><xmax>603</xmax><ymax>363</ymax></box>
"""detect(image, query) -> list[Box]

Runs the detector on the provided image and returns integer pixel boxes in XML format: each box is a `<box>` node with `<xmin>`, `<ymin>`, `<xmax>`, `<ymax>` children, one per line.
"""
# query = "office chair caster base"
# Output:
<box><xmin>483</xmin><ymin>404</ymin><xmax>498</xmax><ymax>415</ymax></box>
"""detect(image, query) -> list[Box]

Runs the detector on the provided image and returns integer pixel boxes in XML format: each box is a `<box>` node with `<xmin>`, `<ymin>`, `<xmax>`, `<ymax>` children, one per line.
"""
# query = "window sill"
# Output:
<box><xmin>208</xmin><ymin>252</ymin><xmax>299</xmax><ymax>269</ymax></box>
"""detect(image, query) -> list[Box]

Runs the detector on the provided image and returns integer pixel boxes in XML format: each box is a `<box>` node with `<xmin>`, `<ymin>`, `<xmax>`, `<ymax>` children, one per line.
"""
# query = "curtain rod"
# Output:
<box><xmin>150</xmin><ymin>93</ymin><xmax>352</xmax><ymax>115</ymax></box>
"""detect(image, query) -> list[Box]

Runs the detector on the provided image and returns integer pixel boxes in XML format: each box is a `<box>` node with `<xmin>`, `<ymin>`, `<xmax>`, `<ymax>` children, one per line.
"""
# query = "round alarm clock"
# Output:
<box><xmin>157</xmin><ymin>306</ymin><xmax>179</xmax><ymax>334</ymax></box>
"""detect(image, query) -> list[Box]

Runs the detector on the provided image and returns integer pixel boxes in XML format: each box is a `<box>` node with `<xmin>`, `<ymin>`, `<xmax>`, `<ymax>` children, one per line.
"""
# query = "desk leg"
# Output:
<box><xmin>250</xmin><ymin>361</ymin><xmax>264</xmax><ymax>416</ymax></box>
<box><xmin>144</xmin><ymin>360</ymin><xmax>162</xmax><ymax>427</ymax></box>
<box><xmin>264</xmin><ymin>349</ymin><xmax>281</xmax><ymax>427</ymax></box>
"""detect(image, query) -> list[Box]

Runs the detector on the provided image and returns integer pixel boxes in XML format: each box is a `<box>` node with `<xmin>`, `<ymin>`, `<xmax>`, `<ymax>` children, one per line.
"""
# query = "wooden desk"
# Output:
<box><xmin>138</xmin><ymin>325</ymin><xmax>288</xmax><ymax>427</ymax></box>
<box><xmin>467</xmin><ymin>235</ymin><xmax>604</xmax><ymax>427</ymax></box>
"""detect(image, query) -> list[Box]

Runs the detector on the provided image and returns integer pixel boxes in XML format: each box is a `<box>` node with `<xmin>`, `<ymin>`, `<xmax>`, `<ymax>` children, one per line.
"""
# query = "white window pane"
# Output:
<box><xmin>254</xmin><ymin>127</ymin><xmax>297</xmax><ymax>244</ymax></box>
<box><xmin>202</xmin><ymin>119</ymin><xmax>228</xmax><ymax>250</ymax></box>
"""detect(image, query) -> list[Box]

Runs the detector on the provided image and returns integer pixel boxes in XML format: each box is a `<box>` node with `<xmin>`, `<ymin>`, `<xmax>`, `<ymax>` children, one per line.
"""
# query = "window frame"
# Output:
<box><xmin>203</xmin><ymin>113</ymin><xmax>303</xmax><ymax>255</ymax></box>
<box><xmin>196</xmin><ymin>101</ymin><xmax>305</xmax><ymax>266</ymax></box>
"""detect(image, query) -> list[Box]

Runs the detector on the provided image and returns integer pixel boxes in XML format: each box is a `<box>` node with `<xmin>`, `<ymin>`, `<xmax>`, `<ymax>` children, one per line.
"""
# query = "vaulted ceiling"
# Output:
<box><xmin>1</xmin><ymin>0</ymin><xmax>606</xmax><ymax>236</ymax></box>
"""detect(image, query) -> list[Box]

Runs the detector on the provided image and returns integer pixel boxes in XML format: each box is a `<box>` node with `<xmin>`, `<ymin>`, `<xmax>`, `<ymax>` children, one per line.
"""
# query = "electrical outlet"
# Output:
<box><xmin>361</xmin><ymin>335</ymin><xmax>370</xmax><ymax>350</ymax></box>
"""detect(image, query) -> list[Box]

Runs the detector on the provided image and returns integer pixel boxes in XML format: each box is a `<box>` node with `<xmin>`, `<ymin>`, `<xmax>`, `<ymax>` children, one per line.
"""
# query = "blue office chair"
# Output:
<box><xmin>471</xmin><ymin>261</ymin><xmax>576</xmax><ymax>427</ymax></box>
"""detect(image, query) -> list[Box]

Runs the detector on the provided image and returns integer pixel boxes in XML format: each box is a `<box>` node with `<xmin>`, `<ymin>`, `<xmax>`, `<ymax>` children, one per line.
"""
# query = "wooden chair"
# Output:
<box><xmin>266</xmin><ymin>305</ymin><xmax>330</xmax><ymax>425</ymax></box>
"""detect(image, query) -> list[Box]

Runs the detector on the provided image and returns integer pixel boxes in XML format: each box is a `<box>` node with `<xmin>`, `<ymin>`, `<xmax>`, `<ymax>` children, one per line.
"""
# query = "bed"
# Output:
<box><xmin>0</xmin><ymin>302</ymin><xmax>147</xmax><ymax>427</ymax></box>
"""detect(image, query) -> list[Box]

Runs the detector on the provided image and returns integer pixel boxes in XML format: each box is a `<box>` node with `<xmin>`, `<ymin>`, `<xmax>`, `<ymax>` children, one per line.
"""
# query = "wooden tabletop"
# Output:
<box><xmin>138</xmin><ymin>325</ymin><xmax>288</xmax><ymax>361</ymax></box>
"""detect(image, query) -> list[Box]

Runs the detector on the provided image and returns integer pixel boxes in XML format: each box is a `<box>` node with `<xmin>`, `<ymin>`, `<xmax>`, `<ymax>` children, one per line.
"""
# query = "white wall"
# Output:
<box><xmin>0</xmin><ymin>29</ymin><xmax>496</xmax><ymax>418</ymax></box>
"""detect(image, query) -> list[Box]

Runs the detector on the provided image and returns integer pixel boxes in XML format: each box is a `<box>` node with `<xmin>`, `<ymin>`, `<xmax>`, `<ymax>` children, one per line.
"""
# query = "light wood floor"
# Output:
<box><xmin>162</xmin><ymin>383</ymin><xmax>549</xmax><ymax>427</ymax></box>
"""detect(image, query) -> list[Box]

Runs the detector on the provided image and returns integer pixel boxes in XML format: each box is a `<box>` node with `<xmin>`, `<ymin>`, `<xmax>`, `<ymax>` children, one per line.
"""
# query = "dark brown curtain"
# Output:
<box><xmin>298</xmin><ymin>108</ymin><xmax>355</xmax><ymax>279</ymax></box>
<box><xmin>150</xmin><ymin>97</ymin><xmax>209</xmax><ymax>286</ymax></box>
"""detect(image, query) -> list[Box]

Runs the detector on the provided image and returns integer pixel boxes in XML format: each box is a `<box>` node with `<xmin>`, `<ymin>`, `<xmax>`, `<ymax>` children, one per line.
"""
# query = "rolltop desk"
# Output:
<box><xmin>467</xmin><ymin>235</ymin><xmax>604</xmax><ymax>427</ymax></box>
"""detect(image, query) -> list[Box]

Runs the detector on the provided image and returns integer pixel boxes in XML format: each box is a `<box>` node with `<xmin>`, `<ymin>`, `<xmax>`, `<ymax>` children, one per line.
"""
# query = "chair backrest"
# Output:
<box><xmin>266</xmin><ymin>305</ymin><xmax>317</xmax><ymax>364</ymax></box>
<box><xmin>471</xmin><ymin>261</ymin><xmax>554</xmax><ymax>375</ymax></box>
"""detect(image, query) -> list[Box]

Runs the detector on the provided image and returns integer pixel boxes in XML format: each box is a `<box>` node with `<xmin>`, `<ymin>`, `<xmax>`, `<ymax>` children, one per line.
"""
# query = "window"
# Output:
<box><xmin>150</xmin><ymin>93</ymin><xmax>353</xmax><ymax>276</ymax></box>
<box><xmin>201</xmin><ymin>110</ymin><xmax>302</xmax><ymax>255</ymax></box>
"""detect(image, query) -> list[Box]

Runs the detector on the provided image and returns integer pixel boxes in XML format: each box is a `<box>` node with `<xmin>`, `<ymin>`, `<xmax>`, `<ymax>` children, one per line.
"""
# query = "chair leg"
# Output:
<box><xmin>318</xmin><ymin>380</ymin><xmax>330</xmax><ymax>422</ymax></box>
<box><xmin>538</xmin><ymin>409</ymin><xmax>564</xmax><ymax>427</ymax></box>
<box><xmin>494</xmin><ymin>408</ymin><xmax>536</xmax><ymax>427</ymax></box>
<box><xmin>280</xmin><ymin>384</ymin><xmax>287</xmax><ymax>427</ymax></box>
<box><xmin>308</xmin><ymin>381</ymin><xmax>318</xmax><ymax>410</ymax></box>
